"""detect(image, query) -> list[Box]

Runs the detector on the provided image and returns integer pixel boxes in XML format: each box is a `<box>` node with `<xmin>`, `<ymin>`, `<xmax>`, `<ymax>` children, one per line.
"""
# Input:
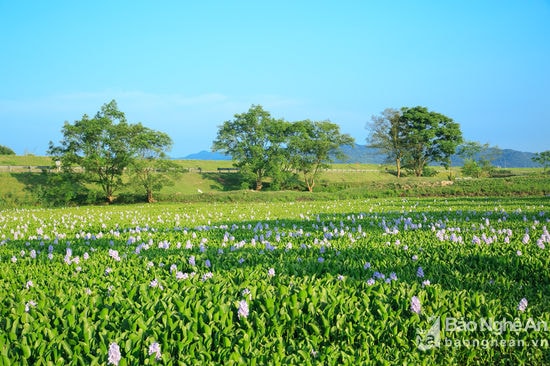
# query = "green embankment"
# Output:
<box><xmin>0</xmin><ymin>156</ymin><xmax>548</xmax><ymax>207</ymax></box>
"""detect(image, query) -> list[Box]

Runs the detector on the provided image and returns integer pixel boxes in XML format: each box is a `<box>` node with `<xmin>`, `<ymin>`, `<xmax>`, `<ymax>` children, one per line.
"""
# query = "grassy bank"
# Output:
<box><xmin>0</xmin><ymin>156</ymin><xmax>548</xmax><ymax>208</ymax></box>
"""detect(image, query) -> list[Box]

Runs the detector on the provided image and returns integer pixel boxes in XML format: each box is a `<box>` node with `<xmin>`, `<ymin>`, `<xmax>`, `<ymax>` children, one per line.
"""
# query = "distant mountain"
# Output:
<box><xmin>181</xmin><ymin>150</ymin><xmax>231</xmax><ymax>160</ymax></box>
<box><xmin>338</xmin><ymin>145</ymin><xmax>540</xmax><ymax>168</ymax></box>
<box><xmin>450</xmin><ymin>149</ymin><xmax>540</xmax><ymax>168</ymax></box>
<box><xmin>181</xmin><ymin>146</ymin><xmax>541</xmax><ymax>168</ymax></box>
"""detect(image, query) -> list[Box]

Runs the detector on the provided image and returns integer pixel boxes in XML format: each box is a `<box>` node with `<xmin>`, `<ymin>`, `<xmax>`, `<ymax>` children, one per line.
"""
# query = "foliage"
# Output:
<box><xmin>32</xmin><ymin>172</ymin><xmax>94</xmax><ymax>206</ymax></box>
<box><xmin>367</xmin><ymin>107</ymin><xmax>463</xmax><ymax>178</ymax></box>
<box><xmin>0</xmin><ymin>144</ymin><xmax>16</xmax><ymax>155</ymax></box>
<box><xmin>213</xmin><ymin>106</ymin><xmax>356</xmax><ymax>191</ymax></box>
<box><xmin>287</xmin><ymin>120</ymin><xmax>354</xmax><ymax>192</ymax></box>
<box><xmin>400</xmin><ymin>106</ymin><xmax>463</xmax><ymax>177</ymax></box>
<box><xmin>48</xmin><ymin>100</ymin><xmax>172</xmax><ymax>204</ymax></box>
<box><xmin>0</xmin><ymin>198</ymin><xmax>549</xmax><ymax>364</ymax></box>
<box><xmin>532</xmin><ymin>150</ymin><xmax>550</xmax><ymax>172</ymax></box>
<box><xmin>457</xmin><ymin>141</ymin><xmax>503</xmax><ymax>177</ymax></box>
<box><xmin>212</xmin><ymin>105</ymin><xmax>289</xmax><ymax>191</ymax></box>
<box><xmin>127</xmin><ymin>125</ymin><xmax>176</xmax><ymax>202</ymax></box>
<box><xmin>366</xmin><ymin>108</ymin><xmax>407</xmax><ymax>177</ymax></box>
<box><xmin>461</xmin><ymin>158</ymin><xmax>483</xmax><ymax>178</ymax></box>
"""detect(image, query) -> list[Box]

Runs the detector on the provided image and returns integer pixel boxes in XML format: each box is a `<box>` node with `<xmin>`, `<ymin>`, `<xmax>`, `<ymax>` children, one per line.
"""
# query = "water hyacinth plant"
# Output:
<box><xmin>0</xmin><ymin>197</ymin><xmax>549</xmax><ymax>364</ymax></box>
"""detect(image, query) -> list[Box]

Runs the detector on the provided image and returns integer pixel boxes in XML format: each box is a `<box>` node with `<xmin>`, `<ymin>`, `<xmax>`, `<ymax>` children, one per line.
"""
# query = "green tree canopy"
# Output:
<box><xmin>400</xmin><ymin>106</ymin><xmax>463</xmax><ymax>176</ymax></box>
<box><xmin>367</xmin><ymin>106</ymin><xmax>463</xmax><ymax>177</ymax></box>
<box><xmin>0</xmin><ymin>145</ymin><xmax>16</xmax><ymax>155</ymax></box>
<box><xmin>127</xmin><ymin>124</ymin><xmax>175</xmax><ymax>203</ymax></box>
<box><xmin>48</xmin><ymin>100</ymin><xmax>172</xmax><ymax>203</ymax></box>
<box><xmin>288</xmin><ymin>120</ymin><xmax>354</xmax><ymax>191</ymax></box>
<box><xmin>532</xmin><ymin>150</ymin><xmax>550</xmax><ymax>172</ymax></box>
<box><xmin>212</xmin><ymin>105</ymin><xmax>289</xmax><ymax>190</ymax></box>
<box><xmin>457</xmin><ymin>141</ymin><xmax>502</xmax><ymax>177</ymax></box>
<box><xmin>366</xmin><ymin>108</ymin><xmax>407</xmax><ymax>177</ymax></box>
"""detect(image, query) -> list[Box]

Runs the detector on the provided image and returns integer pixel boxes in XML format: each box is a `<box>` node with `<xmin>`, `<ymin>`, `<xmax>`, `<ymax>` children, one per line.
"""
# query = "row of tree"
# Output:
<box><xmin>48</xmin><ymin>100</ymin><xmax>176</xmax><ymax>203</ymax></box>
<box><xmin>46</xmin><ymin>101</ymin><xmax>354</xmax><ymax>203</ymax></box>
<box><xmin>366</xmin><ymin>107</ymin><xmax>463</xmax><ymax>178</ymax></box>
<box><xmin>3</xmin><ymin>100</ymin><xmax>548</xmax><ymax>204</ymax></box>
<box><xmin>212</xmin><ymin>105</ymin><xmax>354</xmax><ymax>191</ymax></box>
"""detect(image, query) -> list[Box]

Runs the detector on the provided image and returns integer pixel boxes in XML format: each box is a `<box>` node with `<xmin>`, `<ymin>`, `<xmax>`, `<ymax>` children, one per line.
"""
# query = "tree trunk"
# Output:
<box><xmin>255</xmin><ymin>179</ymin><xmax>263</xmax><ymax>191</ymax></box>
<box><xmin>147</xmin><ymin>190</ymin><xmax>155</xmax><ymax>203</ymax></box>
<box><xmin>305</xmin><ymin>175</ymin><xmax>314</xmax><ymax>192</ymax></box>
<box><xmin>415</xmin><ymin>164</ymin><xmax>423</xmax><ymax>177</ymax></box>
<box><xmin>396</xmin><ymin>157</ymin><xmax>401</xmax><ymax>178</ymax></box>
<box><xmin>106</xmin><ymin>195</ymin><xmax>115</xmax><ymax>204</ymax></box>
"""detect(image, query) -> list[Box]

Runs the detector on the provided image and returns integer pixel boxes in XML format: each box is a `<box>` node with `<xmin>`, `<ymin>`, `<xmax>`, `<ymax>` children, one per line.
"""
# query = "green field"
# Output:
<box><xmin>0</xmin><ymin>156</ymin><xmax>548</xmax><ymax>208</ymax></box>
<box><xmin>1</xmin><ymin>197</ymin><xmax>549</xmax><ymax>364</ymax></box>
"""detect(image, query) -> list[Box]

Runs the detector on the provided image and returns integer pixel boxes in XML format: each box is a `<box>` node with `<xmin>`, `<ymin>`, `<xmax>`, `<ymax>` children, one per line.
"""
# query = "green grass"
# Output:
<box><xmin>0</xmin><ymin>155</ymin><xmax>52</xmax><ymax>166</ymax></box>
<box><xmin>0</xmin><ymin>157</ymin><xmax>548</xmax><ymax>208</ymax></box>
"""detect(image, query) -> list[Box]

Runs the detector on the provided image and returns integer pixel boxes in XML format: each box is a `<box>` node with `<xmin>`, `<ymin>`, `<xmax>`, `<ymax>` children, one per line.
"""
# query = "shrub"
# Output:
<box><xmin>0</xmin><ymin>144</ymin><xmax>16</xmax><ymax>155</ymax></box>
<box><xmin>461</xmin><ymin>158</ymin><xmax>483</xmax><ymax>178</ymax></box>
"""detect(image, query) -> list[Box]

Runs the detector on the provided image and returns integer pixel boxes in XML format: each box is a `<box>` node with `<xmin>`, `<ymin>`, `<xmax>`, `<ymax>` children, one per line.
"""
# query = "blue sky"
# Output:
<box><xmin>1</xmin><ymin>0</ymin><xmax>549</xmax><ymax>157</ymax></box>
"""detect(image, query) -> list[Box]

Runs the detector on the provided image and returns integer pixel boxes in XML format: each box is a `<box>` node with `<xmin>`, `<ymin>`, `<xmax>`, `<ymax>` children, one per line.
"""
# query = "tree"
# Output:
<box><xmin>400</xmin><ymin>106</ymin><xmax>463</xmax><ymax>177</ymax></box>
<box><xmin>48</xmin><ymin>100</ymin><xmax>171</xmax><ymax>203</ymax></box>
<box><xmin>212</xmin><ymin>105</ymin><xmax>288</xmax><ymax>190</ymax></box>
<box><xmin>457</xmin><ymin>141</ymin><xmax>502</xmax><ymax>177</ymax></box>
<box><xmin>127</xmin><ymin>124</ymin><xmax>176</xmax><ymax>203</ymax></box>
<box><xmin>288</xmin><ymin>120</ymin><xmax>354</xmax><ymax>192</ymax></box>
<box><xmin>532</xmin><ymin>150</ymin><xmax>550</xmax><ymax>173</ymax></box>
<box><xmin>366</xmin><ymin>108</ymin><xmax>407</xmax><ymax>177</ymax></box>
<box><xmin>0</xmin><ymin>145</ymin><xmax>16</xmax><ymax>155</ymax></box>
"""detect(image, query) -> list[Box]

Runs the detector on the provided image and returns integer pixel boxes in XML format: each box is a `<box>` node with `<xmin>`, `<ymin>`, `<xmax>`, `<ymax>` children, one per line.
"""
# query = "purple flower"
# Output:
<box><xmin>268</xmin><ymin>268</ymin><xmax>275</xmax><ymax>277</ymax></box>
<box><xmin>150</xmin><ymin>278</ymin><xmax>163</xmax><ymax>289</ymax></box>
<box><xmin>175</xmin><ymin>271</ymin><xmax>188</xmax><ymax>280</ymax></box>
<box><xmin>148</xmin><ymin>342</ymin><xmax>162</xmax><ymax>360</ymax></box>
<box><xmin>337</xmin><ymin>274</ymin><xmax>345</xmax><ymax>281</ymax></box>
<box><xmin>189</xmin><ymin>256</ymin><xmax>196</xmax><ymax>266</ymax></box>
<box><xmin>416</xmin><ymin>266</ymin><xmax>424</xmax><ymax>278</ymax></box>
<box><xmin>410</xmin><ymin>296</ymin><xmax>421</xmax><ymax>314</ymax></box>
<box><xmin>318</xmin><ymin>257</ymin><xmax>324</xmax><ymax>263</ymax></box>
<box><xmin>367</xmin><ymin>278</ymin><xmax>375</xmax><ymax>286</ymax></box>
<box><xmin>205</xmin><ymin>259</ymin><xmax>211</xmax><ymax>268</ymax></box>
<box><xmin>237</xmin><ymin>299</ymin><xmax>249</xmax><ymax>319</ymax></box>
<box><xmin>108</xmin><ymin>249</ymin><xmax>121</xmax><ymax>261</ymax></box>
<box><xmin>522</xmin><ymin>234</ymin><xmax>530</xmax><ymax>244</ymax></box>
<box><xmin>518</xmin><ymin>298</ymin><xmax>528</xmax><ymax>312</ymax></box>
<box><xmin>363</xmin><ymin>262</ymin><xmax>371</xmax><ymax>269</ymax></box>
<box><xmin>24</xmin><ymin>300</ymin><xmax>37</xmax><ymax>312</ymax></box>
<box><xmin>108</xmin><ymin>342</ymin><xmax>121</xmax><ymax>365</ymax></box>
